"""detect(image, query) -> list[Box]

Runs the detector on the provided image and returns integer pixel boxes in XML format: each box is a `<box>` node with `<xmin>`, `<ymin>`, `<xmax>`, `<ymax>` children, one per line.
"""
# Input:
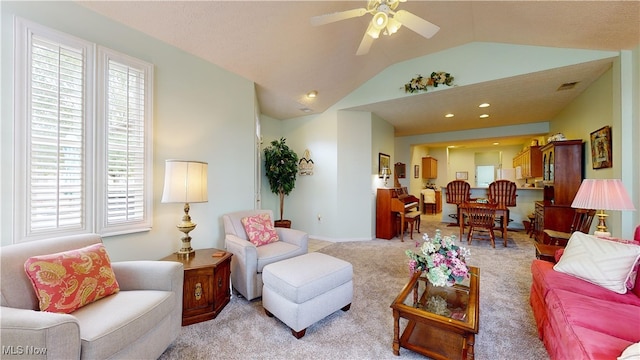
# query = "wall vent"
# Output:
<box><xmin>557</xmin><ymin>81</ymin><xmax>579</xmax><ymax>91</ymax></box>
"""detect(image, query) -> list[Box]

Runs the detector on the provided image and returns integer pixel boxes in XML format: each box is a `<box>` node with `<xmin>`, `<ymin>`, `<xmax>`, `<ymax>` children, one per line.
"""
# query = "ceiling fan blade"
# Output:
<box><xmin>393</xmin><ymin>10</ymin><xmax>440</xmax><ymax>39</ymax></box>
<box><xmin>311</xmin><ymin>8</ymin><xmax>368</xmax><ymax>26</ymax></box>
<box><xmin>356</xmin><ymin>25</ymin><xmax>379</xmax><ymax>56</ymax></box>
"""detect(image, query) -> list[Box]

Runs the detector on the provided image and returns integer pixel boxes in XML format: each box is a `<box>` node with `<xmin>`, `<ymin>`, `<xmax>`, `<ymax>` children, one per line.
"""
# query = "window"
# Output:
<box><xmin>96</xmin><ymin>49</ymin><xmax>153</xmax><ymax>236</ymax></box>
<box><xmin>14</xmin><ymin>18</ymin><xmax>153</xmax><ymax>242</ymax></box>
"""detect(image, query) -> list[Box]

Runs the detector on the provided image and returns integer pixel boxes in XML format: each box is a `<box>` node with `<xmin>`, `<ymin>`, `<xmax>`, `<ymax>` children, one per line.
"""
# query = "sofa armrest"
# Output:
<box><xmin>224</xmin><ymin>234</ymin><xmax>258</xmax><ymax>273</ymax></box>
<box><xmin>276</xmin><ymin>228</ymin><xmax>308</xmax><ymax>252</ymax></box>
<box><xmin>0</xmin><ymin>306</ymin><xmax>80</xmax><ymax>359</ymax></box>
<box><xmin>111</xmin><ymin>261</ymin><xmax>183</xmax><ymax>292</ymax></box>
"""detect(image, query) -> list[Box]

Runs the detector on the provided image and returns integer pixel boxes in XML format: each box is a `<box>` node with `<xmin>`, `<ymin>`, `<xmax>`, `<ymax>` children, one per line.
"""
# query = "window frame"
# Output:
<box><xmin>95</xmin><ymin>47</ymin><xmax>154</xmax><ymax>236</ymax></box>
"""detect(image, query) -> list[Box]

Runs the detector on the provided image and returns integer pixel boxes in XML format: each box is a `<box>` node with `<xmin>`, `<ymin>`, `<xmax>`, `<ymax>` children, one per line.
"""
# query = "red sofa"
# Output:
<box><xmin>530</xmin><ymin>231</ymin><xmax>640</xmax><ymax>360</ymax></box>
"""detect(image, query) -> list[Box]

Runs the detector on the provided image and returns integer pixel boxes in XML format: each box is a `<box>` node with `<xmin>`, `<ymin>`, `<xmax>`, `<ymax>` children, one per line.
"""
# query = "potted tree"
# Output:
<box><xmin>264</xmin><ymin>138</ymin><xmax>298</xmax><ymax>228</ymax></box>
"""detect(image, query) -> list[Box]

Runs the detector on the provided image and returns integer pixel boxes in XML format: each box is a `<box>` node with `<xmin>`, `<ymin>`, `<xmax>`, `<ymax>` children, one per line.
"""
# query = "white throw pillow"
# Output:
<box><xmin>554</xmin><ymin>232</ymin><xmax>640</xmax><ymax>294</ymax></box>
<box><xmin>618</xmin><ymin>342</ymin><xmax>640</xmax><ymax>360</ymax></box>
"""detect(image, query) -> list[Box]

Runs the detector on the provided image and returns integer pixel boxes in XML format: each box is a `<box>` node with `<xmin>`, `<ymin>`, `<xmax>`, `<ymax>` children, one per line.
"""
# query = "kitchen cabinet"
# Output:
<box><xmin>512</xmin><ymin>146</ymin><xmax>542</xmax><ymax>179</ymax></box>
<box><xmin>421</xmin><ymin>157</ymin><xmax>437</xmax><ymax>179</ymax></box>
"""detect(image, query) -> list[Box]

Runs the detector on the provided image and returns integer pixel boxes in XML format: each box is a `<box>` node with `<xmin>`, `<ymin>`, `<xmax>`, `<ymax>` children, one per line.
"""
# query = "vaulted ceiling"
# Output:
<box><xmin>78</xmin><ymin>1</ymin><xmax>639</xmax><ymax>145</ymax></box>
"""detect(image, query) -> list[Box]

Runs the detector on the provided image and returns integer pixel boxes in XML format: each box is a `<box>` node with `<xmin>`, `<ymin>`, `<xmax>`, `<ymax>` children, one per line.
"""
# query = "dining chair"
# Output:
<box><xmin>466</xmin><ymin>202</ymin><xmax>501</xmax><ymax>248</ymax></box>
<box><xmin>488</xmin><ymin>180</ymin><xmax>518</xmax><ymax>230</ymax></box>
<box><xmin>445</xmin><ymin>180</ymin><xmax>471</xmax><ymax>226</ymax></box>
<box><xmin>543</xmin><ymin>208</ymin><xmax>596</xmax><ymax>246</ymax></box>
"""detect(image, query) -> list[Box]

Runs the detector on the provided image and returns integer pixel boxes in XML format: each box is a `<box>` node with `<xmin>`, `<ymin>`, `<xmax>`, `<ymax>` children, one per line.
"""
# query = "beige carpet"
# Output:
<box><xmin>159</xmin><ymin>217</ymin><xmax>549</xmax><ymax>360</ymax></box>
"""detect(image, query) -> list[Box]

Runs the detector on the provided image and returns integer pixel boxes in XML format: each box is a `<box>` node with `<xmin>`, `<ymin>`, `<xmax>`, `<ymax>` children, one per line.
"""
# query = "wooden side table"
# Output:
<box><xmin>534</xmin><ymin>242</ymin><xmax>563</xmax><ymax>263</ymax></box>
<box><xmin>161</xmin><ymin>248</ymin><xmax>232</xmax><ymax>326</ymax></box>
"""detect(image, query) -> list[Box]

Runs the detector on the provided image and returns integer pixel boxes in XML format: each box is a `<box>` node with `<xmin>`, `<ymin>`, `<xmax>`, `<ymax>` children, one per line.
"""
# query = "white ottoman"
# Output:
<box><xmin>262</xmin><ymin>252</ymin><xmax>353</xmax><ymax>338</ymax></box>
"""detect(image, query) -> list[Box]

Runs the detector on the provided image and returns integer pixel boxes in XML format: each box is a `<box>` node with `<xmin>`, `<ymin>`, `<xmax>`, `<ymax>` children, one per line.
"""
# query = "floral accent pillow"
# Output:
<box><xmin>24</xmin><ymin>243</ymin><xmax>120</xmax><ymax>314</ymax></box>
<box><xmin>241</xmin><ymin>213</ymin><xmax>279</xmax><ymax>247</ymax></box>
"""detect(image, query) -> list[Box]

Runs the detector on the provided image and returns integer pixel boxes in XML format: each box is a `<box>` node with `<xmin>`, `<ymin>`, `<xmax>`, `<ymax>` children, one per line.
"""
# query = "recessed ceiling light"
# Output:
<box><xmin>479</xmin><ymin>103</ymin><xmax>490</xmax><ymax>108</ymax></box>
<box><xmin>480</xmin><ymin>114</ymin><xmax>489</xmax><ymax>118</ymax></box>
<box><xmin>299</xmin><ymin>107</ymin><xmax>312</xmax><ymax>113</ymax></box>
<box><xmin>306</xmin><ymin>90</ymin><xmax>318</xmax><ymax>98</ymax></box>
<box><xmin>493</xmin><ymin>142</ymin><xmax>499</xmax><ymax>146</ymax></box>
<box><xmin>445</xmin><ymin>113</ymin><xmax>454</xmax><ymax>118</ymax></box>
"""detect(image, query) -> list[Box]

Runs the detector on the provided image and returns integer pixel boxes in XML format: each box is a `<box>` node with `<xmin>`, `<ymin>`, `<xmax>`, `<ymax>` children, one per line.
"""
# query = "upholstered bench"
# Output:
<box><xmin>262</xmin><ymin>252</ymin><xmax>353</xmax><ymax>338</ymax></box>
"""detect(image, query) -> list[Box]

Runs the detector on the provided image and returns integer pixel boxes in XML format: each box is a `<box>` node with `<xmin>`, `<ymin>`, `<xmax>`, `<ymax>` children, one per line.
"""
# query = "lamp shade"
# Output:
<box><xmin>571</xmin><ymin>179</ymin><xmax>635</xmax><ymax>211</ymax></box>
<box><xmin>161</xmin><ymin>160</ymin><xmax>208</xmax><ymax>203</ymax></box>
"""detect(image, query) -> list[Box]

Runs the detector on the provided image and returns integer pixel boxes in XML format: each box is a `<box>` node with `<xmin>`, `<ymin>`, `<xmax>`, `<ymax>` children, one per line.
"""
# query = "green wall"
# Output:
<box><xmin>1</xmin><ymin>2</ymin><xmax>257</xmax><ymax>259</ymax></box>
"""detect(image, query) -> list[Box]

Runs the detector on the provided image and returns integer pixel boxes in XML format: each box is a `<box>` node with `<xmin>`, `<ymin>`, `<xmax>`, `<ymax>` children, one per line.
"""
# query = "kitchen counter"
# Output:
<box><xmin>440</xmin><ymin>187</ymin><xmax>544</xmax><ymax>230</ymax></box>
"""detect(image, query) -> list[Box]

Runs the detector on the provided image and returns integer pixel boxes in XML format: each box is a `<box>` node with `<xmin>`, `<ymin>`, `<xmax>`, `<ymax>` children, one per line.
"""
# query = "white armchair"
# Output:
<box><xmin>0</xmin><ymin>234</ymin><xmax>183</xmax><ymax>360</ymax></box>
<box><xmin>223</xmin><ymin>209</ymin><xmax>308</xmax><ymax>301</ymax></box>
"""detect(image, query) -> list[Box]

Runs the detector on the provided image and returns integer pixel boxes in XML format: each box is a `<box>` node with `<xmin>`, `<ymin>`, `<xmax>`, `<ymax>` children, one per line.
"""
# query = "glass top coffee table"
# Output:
<box><xmin>391</xmin><ymin>266</ymin><xmax>479</xmax><ymax>360</ymax></box>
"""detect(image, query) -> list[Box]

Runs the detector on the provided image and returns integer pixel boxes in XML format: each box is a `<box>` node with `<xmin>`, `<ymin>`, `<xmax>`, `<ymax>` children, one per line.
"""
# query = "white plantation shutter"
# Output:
<box><xmin>29</xmin><ymin>37</ymin><xmax>85</xmax><ymax>231</ymax></box>
<box><xmin>15</xmin><ymin>18</ymin><xmax>152</xmax><ymax>242</ymax></box>
<box><xmin>14</xmin><ymin>19</ymin><xmax>94</xmax><ymax>241</ymax></box>
<box><xmin>96</xmin><ymin>49</ymin><xmax>153</xmax><ymax>235</ymax></box>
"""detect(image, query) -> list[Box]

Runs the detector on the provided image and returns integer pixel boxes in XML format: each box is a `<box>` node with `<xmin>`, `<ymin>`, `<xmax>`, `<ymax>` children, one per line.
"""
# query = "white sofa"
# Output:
<box><xmin>223</xmin><ymin>209</ymin><xmax>308</xmax><ymax>301</ymax></box>
<box><xmin>0</xmin><ymin>234</ymin><xmax>183</xmax><ymax>359</ymax></box>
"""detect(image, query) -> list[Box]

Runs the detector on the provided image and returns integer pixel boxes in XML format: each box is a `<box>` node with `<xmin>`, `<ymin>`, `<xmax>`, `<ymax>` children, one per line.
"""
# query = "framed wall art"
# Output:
<box><xmin>394</xmin><ymin>162</ymin><xmax>406</xmax><ymax>178</ymax></box>
<box><xmin>378</xmin><ymin>153</ymin><xmax>391</xmax><ymax>178</ymax></box>
<box><xmin>456</xmin><ymin>171</ymin><xmax>468</xmax><ymax>180</ymax></box>
<box><xmin>414</xmin><ymin>165</ymin><xmax>419</xmax><ymax>178</ymax></box>
<box><xmin>590</xmin><ymin>126</ymin><xmax>612</xmax><ymax>169</ymax></box>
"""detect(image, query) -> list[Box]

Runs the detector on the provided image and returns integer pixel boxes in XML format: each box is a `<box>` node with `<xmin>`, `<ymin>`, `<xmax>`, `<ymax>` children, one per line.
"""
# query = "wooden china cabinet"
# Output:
<box><xmin>534</xmin><ymin>140</ymin><xmax>584</xmax><ymax>244</ymax></box>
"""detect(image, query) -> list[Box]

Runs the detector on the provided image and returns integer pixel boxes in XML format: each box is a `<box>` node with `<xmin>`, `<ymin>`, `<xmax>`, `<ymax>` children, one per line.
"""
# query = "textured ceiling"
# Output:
<box><xmin>78</xmin><ymin>1</ymin><xmax>639</xmax><ymax>145</ymax></box>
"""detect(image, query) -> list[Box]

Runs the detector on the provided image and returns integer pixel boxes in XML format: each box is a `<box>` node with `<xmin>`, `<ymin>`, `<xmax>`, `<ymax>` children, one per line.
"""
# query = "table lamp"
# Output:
<box><xmin>162</xmin><ymin>160</ymin><xmax>208</xmax><ymax>257</ymax></box>
<box><xmin>570</xmin><ymin>179</ymin><xmax>635</xmax><ymax>237</ymax></box>
<box><xmin>382</xmin><ymin>167</ymin><xmax>390</xmax><ymax>186</ymax></box>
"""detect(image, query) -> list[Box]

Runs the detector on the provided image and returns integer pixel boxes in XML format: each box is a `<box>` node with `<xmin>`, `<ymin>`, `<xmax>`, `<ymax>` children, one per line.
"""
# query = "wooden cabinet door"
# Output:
<box><xmin>512</xmin><ymin>146</ymin><xmax>541</xmax><ymax>179</ymax></box>
<box><xmin>540</xmin><ymin>140</ymin><xmax>583</xmax><ymax>206</ymax></box>
<box><xmin>213</xmin><ymin>259</ymin><xmax>231</xmax><ymax>314</ymax></box>
<box><xmin>422</xmin><ymin>157</ymin><xmax>437</xmax><ymax>179</ymax></box>
<box><xmin>183</xmin><ymin>267</ymin><xmax>214</xmax><ymax>320</ymax></box>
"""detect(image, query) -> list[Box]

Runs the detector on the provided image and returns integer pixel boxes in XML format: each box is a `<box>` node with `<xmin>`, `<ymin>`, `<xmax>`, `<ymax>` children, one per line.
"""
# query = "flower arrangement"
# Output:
<box><xmin>404</xmin><ymin>71</ymin><xmax>454</xmax><ymax>93</ymax></box>
<box><xmin>405</xmin><ymin>229</ymin><xmax>470</xmax><ymax>287</ymax></box>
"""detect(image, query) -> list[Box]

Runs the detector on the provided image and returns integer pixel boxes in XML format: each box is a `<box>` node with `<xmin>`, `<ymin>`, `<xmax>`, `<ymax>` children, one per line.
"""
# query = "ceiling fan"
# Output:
<box><xmin>310</xmin><ymin>0</ymin><xmax>440</xmax><ymax>56</ymax></box>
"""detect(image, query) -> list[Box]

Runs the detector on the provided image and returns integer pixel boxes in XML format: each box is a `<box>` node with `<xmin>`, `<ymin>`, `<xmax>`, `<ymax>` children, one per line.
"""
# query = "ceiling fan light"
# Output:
<box><xmin>386</xmin><ymin>17</ymin><xmax>402</xmax><ymax>35</ymax></box>
<box><xmin>372</xmin><ymin>12</ymin><xmax>388</xmax><ymax>30</ymax></box>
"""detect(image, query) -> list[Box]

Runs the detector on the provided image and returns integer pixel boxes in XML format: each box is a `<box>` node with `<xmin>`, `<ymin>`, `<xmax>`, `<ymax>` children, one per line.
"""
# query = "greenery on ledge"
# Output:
<box><xmin>404</xmin><ymin>71</ymin><xmax>454</xmax><ymax>93</ymax></box>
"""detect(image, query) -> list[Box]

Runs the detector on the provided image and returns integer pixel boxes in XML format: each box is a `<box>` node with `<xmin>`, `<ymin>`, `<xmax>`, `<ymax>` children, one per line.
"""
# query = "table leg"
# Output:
<box><xmin>502</xmin><ymin>210</ymin><xmax>508</xmax><ymax>245</ymax></box>
<box><xmin>459</xmin><ymin>208</ymin><xmax>465</xmax><ymax>240</ymax></box>
<box><xmin>399</xmin><ymin>213</ymin><xmax>405</xmax><ymax>242</ymax></box>
<box><xmin>392</xmin><ymin>310</ymin><xmax>400</xmax><ymax>356</ymax></box>
<box><xmin>466</xmin><ymin>333</ymin><xmax>475</xmax><ymax>360</ymax></box>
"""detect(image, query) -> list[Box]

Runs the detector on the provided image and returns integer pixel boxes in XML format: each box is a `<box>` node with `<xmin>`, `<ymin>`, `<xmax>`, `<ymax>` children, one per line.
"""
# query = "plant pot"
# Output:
<box><xmin>274</xmin><ymin>220</ymin><xmax>291</xmax><ymax>228</ymax></box>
